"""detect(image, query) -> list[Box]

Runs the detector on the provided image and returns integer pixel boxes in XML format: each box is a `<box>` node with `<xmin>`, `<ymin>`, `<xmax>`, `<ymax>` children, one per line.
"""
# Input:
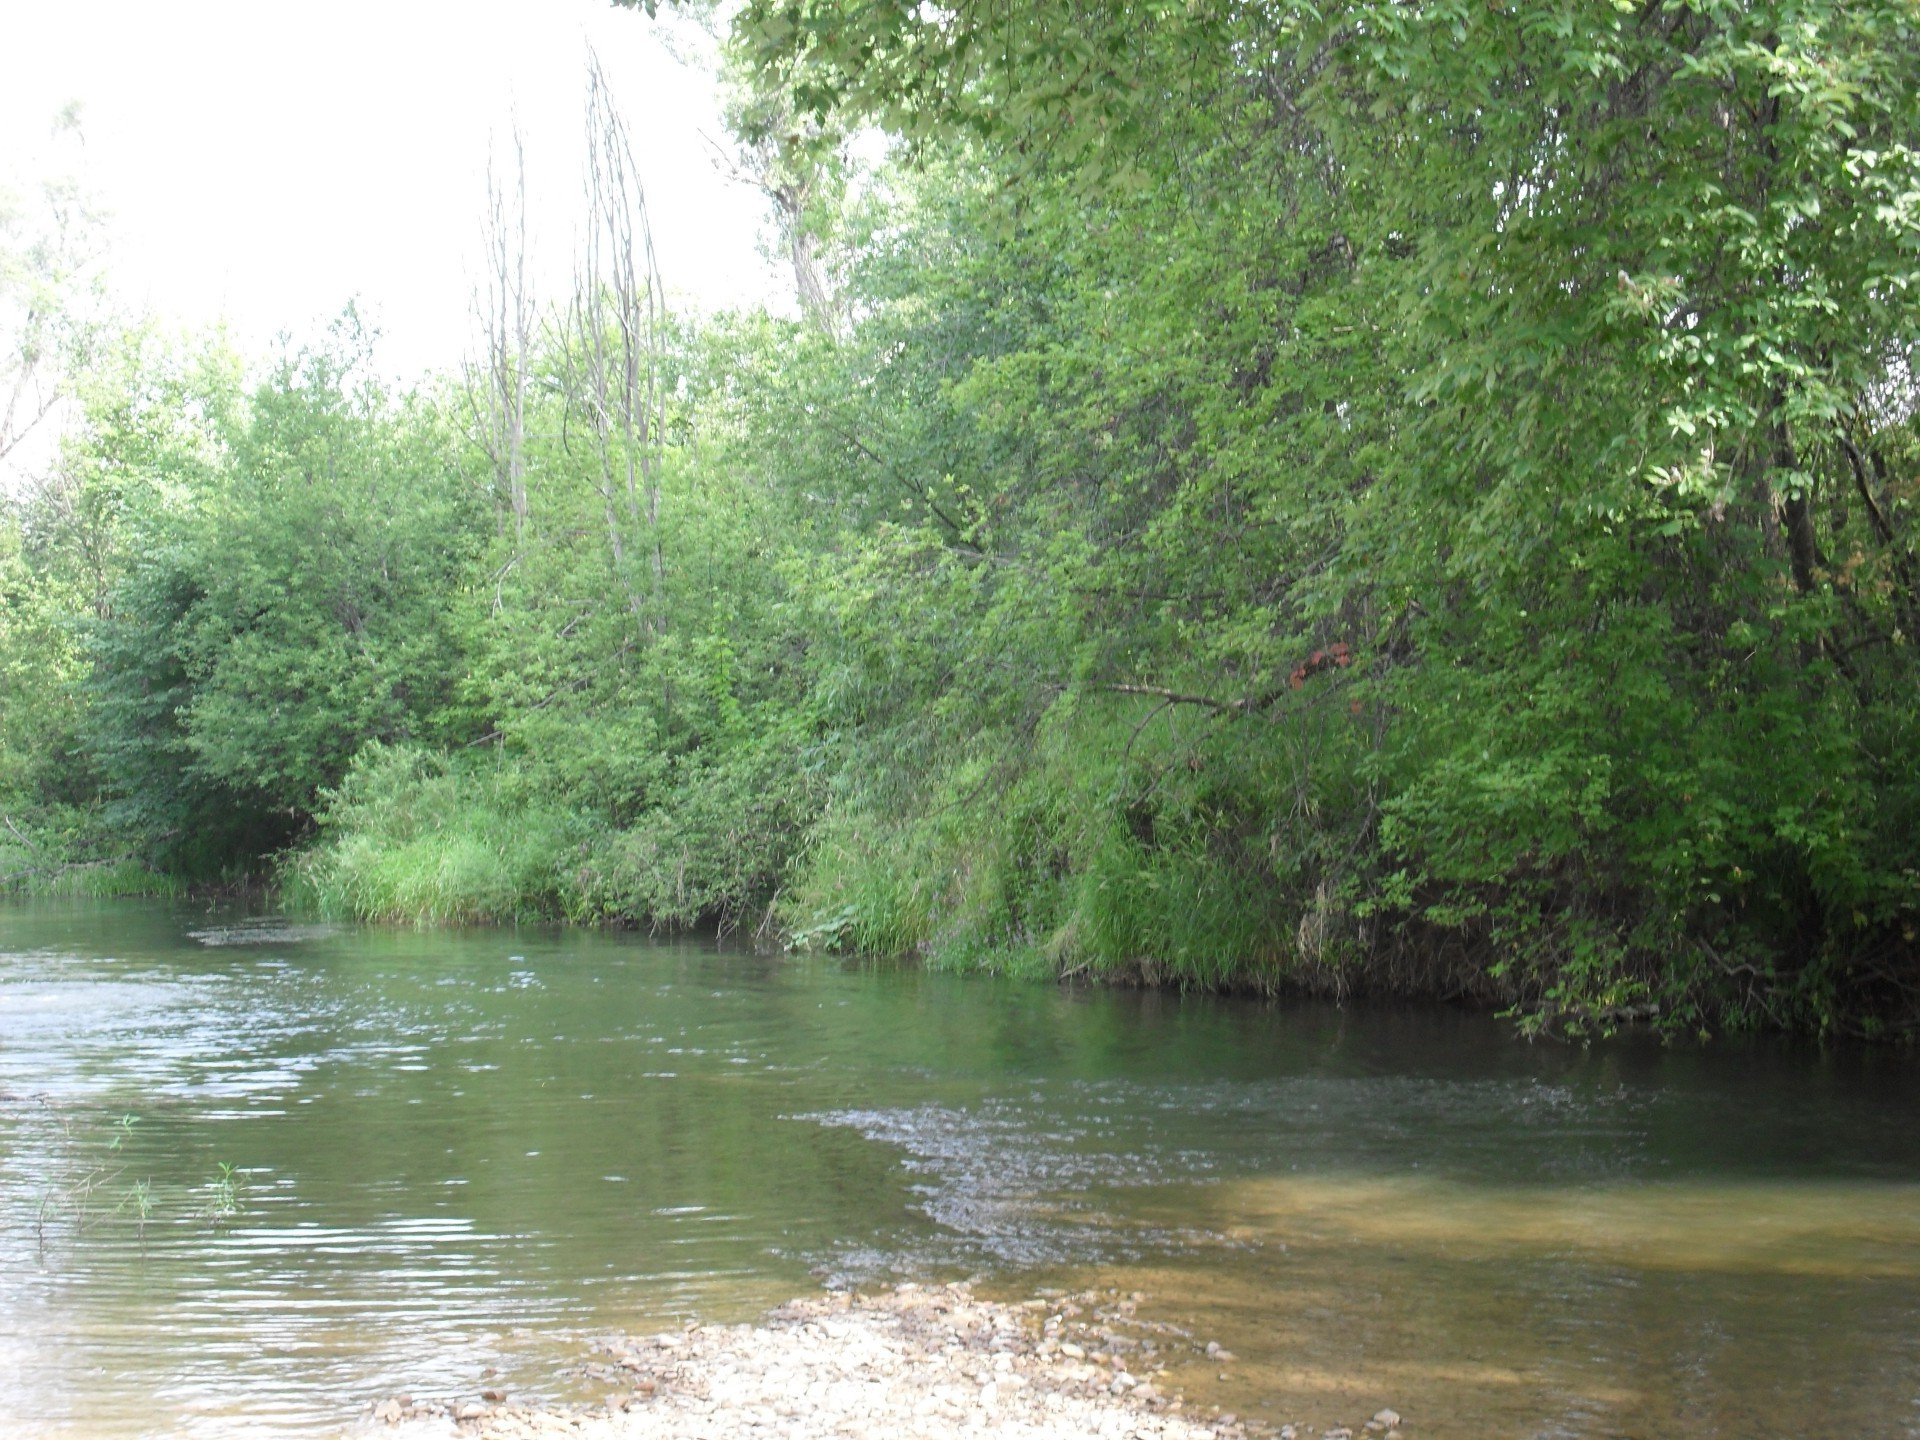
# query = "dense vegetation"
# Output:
<box><xmin>3</xmin><ymin>0</ymin><xmax>1918</xmax><ymax>1038</ymax></box>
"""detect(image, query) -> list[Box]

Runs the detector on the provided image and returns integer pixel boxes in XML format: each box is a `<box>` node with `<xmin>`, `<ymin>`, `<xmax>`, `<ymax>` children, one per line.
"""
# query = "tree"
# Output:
<box><xmin>563</xmin><ymin>47</ymin><xmax>670</xmax><ymax>632</ymax></box>
<box><xmin>711</xmin><ymin>55</ymin><xmax>859</xmax><ymax>341</ymax></box>
<box><xmin>0</xmin><ymin>104</ymin><xmax>105</xmax><ymax>480</ymax></box>
<box><xmin>688</xmin><ymin>0</ymin><xmax>1920</xmax><ymax>1030</ymax></box>
<box><xmin>474</xmin><ymin>121</ymin><xmax>534</xmax><ymax>547</ymax></box>
<box><xmin>73</xmin><ymin>313</ymin><xmax>487</xmax><ymax>871</ymax></box>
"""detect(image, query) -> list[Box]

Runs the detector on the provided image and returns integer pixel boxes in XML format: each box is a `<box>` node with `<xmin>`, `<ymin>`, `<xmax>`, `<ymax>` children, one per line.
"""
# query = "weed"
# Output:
<box><xmin>202</xmin><ymin>1162</ymin><xmax>244</xmax><ymax>1223</ymax></box>
<box><xmin>118</xmin><ymin>1178</ymin><xmax>154</xmax><ymax>1238</ymax></box>
<box><xmin>108</xmin><ymin>1113</ymin><xmax>138</xmax><ymax>1150</ymax></box>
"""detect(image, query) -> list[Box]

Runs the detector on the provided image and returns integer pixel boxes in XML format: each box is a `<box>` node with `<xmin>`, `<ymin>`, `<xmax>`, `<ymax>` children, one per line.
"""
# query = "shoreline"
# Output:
<box><xmin>361</xmin><ymin>1284</ymin><xmax>1406</xmax><ymax>1440</ymax></box>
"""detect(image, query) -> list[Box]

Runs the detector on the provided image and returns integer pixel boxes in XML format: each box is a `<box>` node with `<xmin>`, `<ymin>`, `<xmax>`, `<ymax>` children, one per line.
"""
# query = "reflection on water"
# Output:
<box><xmin>3</xmin><ymin>898</ymin><xmax>1920</xmax><ymax>1439</ymax></box>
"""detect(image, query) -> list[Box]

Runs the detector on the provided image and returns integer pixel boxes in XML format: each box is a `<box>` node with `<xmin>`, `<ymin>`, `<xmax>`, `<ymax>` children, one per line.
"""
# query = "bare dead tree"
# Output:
<box><xmin>471</xmin><ymin>121</ymin><xmax>533</xmax><ymax>551</ymax></box>
<box><xmin>569</xmin><ymin>45</ymin><xmax>668</xmax><ymax>633</ymax></box>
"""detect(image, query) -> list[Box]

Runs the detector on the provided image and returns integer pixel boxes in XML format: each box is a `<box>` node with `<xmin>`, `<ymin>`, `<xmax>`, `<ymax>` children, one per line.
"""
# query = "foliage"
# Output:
<box><xmin>5</xmin><ymin>4</ymin><xmax>1918</xmax><ymax>1037</ymax></box>
<box><xmin>716</xmin><ymin>0</ymin><xmax>1920</xmax><ymax>1033</ymax></box>
<box><xmin>56</xmin><ymin>314</ymin><xmax>488</xmax><ymax>874</ymax></box>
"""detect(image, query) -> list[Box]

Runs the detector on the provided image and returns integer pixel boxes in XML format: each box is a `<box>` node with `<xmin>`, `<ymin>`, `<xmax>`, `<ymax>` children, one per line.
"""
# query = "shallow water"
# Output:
<box><xmin>3</xmin><ymin>899</ymin><xmax>1918</xmax><ymax>1438</ymax></box>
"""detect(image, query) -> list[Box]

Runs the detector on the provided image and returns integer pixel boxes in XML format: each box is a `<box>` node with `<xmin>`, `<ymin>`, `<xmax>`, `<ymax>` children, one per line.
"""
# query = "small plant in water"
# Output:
<box><xmin>118</xmin><ymin>1178</ymin><xmax>154</xmax><ymax>1238</ymax></box>
<box><xmin>108</xmin><ymin>1113</ymin><xmax>138</xmax><ymax>1150</ymax></box>
<box><xmin>203</xmin><ymin>1162</ymin><xmax>244</xmax><ymax>1223</ymax></box>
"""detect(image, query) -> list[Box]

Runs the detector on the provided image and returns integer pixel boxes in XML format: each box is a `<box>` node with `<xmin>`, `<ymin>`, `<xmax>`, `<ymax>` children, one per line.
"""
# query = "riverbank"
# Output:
<box><xmin>360</xmin><ymin>1284</ymin><xmax>1405</xmax><ymax>1440</ymax></box>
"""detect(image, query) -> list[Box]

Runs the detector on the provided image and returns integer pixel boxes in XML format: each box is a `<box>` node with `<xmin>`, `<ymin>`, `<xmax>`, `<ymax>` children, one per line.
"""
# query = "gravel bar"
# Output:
<box><xmin>361</xmin><ymin>1282</ymin><xmax>1407</xmax><ymax>1440</ymax></box>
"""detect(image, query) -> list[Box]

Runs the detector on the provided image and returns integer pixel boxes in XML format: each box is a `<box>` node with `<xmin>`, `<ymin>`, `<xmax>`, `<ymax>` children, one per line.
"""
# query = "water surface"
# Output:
<box><xmin>3</xmin><ymin>900</ymin><xmax>1918</xmax><ymax>1438</ymax></box>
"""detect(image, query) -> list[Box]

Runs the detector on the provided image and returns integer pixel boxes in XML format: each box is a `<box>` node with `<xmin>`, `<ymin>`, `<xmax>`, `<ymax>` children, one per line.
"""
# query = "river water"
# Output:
<box><xmin>3</xmin><ymin>899</ymin><xmax>1918</xmax><ymax>1439</ymax></box>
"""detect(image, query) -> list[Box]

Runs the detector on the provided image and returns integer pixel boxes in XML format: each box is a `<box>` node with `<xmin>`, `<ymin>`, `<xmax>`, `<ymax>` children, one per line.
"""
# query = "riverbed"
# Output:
<box><xmin>4</xmin><ymin>899</ymin><xmax>1918</xmax><ymax>1438</ymax></box>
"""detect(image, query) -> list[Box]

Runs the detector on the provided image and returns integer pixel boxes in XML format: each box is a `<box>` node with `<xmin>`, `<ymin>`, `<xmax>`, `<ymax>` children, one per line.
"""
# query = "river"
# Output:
<box><xmin>3</xmin><ymin>899</ymin><xmax>1918</xmax><ymax>1438</ymax></box>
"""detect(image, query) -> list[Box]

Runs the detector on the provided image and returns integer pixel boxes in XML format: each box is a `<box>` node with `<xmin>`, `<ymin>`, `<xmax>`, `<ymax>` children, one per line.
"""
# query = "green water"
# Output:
<box><xmin>3</xmin><ymin>900</ymin><xmax>1918</xmax><ymax>1438</ymax></box>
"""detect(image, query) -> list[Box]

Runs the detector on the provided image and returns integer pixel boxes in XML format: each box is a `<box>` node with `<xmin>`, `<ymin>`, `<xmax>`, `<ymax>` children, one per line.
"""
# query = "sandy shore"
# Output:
<box><xmin>360</xmin><ymin>1283</ymin><xmax>1405</xmax><ymax>1440</ymax></box>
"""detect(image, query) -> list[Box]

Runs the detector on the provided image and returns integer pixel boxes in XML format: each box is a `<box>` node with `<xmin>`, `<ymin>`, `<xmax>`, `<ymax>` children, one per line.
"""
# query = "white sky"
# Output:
<box><xmin>0</xmin><ymin>0</ymin><xmax>782</xmax><ymax>382</ymax></box>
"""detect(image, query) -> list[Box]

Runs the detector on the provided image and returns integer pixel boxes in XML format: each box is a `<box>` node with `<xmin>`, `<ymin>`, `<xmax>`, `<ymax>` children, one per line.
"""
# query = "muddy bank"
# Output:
<box><xmin>362</xmin><ymin>1284</ymin><xmax>1406</xmax><ymax>1440</ymax></box>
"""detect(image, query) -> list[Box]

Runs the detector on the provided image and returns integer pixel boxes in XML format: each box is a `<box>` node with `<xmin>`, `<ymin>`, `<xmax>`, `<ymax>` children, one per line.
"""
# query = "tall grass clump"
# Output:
<box><xmin>566</xmin><ymin>729</ymin><xmax>818</xmax><ymax>933</ymax></box>
<box><xmin>27</xmin><ymin>858</ymin><xmax>189</xmax><ymax>899</ymax></box>
<box><xmin>287</xmin><ymin>743</ymin><xmax>584</xmax><ymax>924</ymax></box>
<box><xmin>289</xmin><ymin>735</ymin><xmax>817</xmax><ymax>933</ymax></box>
<box><xmin>1</xmin><ymin>807</ymin><xmax>187</xmax><ymax>898</ymax></box>
<box><xmin>785</xmin><ymin>700</ymin><xmax>1367</xmax><ymax>990</ymax></box>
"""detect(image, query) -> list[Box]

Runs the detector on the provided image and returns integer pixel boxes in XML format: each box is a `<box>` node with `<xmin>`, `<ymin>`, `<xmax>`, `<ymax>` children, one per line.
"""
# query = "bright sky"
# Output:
<box><xmin>0</xmin><ymin>0</ymin><xmax>781</xmax><ymax>381</ymax></box>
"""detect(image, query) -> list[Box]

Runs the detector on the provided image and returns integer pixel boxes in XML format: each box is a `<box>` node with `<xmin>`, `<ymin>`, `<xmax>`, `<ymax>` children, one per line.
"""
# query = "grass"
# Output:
<box><xmin>285</xmin><ymin>754</ymin><xmax>582</xmax><ymax>925</ymax></box>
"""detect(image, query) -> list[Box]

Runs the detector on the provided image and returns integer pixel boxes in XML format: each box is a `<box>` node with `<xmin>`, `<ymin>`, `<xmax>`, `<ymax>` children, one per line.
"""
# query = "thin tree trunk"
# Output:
<box><xmin>1776</xmin><ymin>416</ymin><xmax>1819</xmax><ymax>597</ymax></box>
<box><xmin>477</xmin><ymin>124</ymin><xmax>532</xmax><ymax>550</ymax></box>
<box><xmin>580</xmin><ymin>46</ymin><xmax>669</xmax><ymax>632</ymax></box>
